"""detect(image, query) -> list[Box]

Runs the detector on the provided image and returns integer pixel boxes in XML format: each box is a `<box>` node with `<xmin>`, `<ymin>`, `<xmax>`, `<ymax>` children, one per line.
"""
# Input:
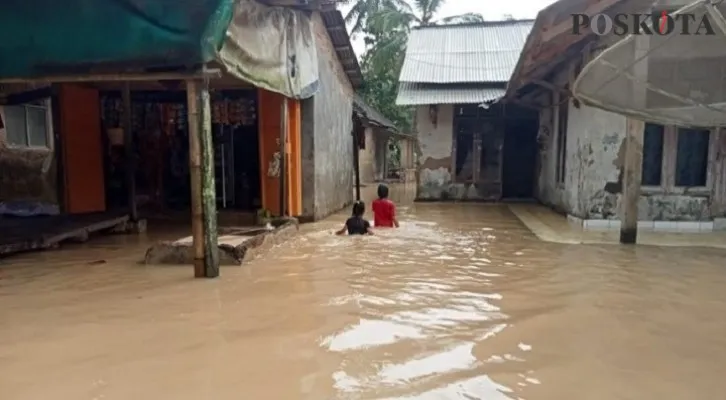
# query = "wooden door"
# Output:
<box><xmin>60</xmin><ymin>84</ymin><xmax>106</xmax><ymax>214</ymax></box>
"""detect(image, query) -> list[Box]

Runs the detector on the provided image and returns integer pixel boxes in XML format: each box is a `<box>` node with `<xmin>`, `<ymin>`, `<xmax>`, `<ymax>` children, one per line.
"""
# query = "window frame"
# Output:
<box><xmin>641</xmin><ymin>125</ymin><xmax>716</xmax><ymax>195</ymax></box>
<box><xmin>3</xmin><ymin>99</ymin><xmax>53</xmax><ymax>150</ymax></box>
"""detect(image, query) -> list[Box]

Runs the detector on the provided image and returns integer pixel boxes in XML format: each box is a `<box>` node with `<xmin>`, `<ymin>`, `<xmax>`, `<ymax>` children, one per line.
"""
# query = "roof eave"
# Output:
<box><xmin>319</xmin><ymin>9</ymin><xmax>364</xmax><ymax>89</ymax></box>
<box><xmin>505</xmin><ymin>0</ymin><xmax>639</xmax><ymax>100</ymax></box>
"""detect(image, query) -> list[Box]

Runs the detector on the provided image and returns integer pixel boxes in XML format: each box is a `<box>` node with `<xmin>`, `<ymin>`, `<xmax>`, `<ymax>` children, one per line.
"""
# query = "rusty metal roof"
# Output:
<box><xmin>353</xmin><ymin>94</ymin><xmax>398</xmax><ymax>133</ymax></box>
<box><xmin>505</xmin><ymin>0</ymin><xmax>652</xmax><ymax>99</ymax></box>
<box><xmin>396</xmin><ymin>82</ymin><xmax>505</xmax><ymax>106</ymax></box>
<box><xmin>399</xmin><ymin>20</ymin><xmax>534</xmax><ymax>84</ymax></box>
<box><xmin>320</xmin><ymin>9</ymin><xmax>363</xmax><ymax>89</ymax></box>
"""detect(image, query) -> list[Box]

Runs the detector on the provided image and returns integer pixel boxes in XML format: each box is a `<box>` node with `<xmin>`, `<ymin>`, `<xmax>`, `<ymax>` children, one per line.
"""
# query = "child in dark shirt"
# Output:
<box><xmin>336</xmin><ymin>201</ymin><xmax>374</xmax><ymax>235</ymax></box>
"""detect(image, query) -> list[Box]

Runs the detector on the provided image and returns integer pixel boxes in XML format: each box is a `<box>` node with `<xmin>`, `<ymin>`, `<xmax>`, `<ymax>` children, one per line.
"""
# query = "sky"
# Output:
<box><xmin>341</xmin><ymin>0</ymin><xmax>557</xmax><ymax>56</ymax></box>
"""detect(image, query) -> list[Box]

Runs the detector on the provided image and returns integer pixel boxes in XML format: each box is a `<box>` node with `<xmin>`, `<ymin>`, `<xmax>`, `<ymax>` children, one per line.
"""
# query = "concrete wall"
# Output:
<box><xmin>359</xmin><ymin>127</ymin><xmax>385</xmax><ymax>183</ymax></box>
<box><xmin>416</xmin><ymin>104</ymin><xmax>455</xmax><ymax>199</ymax></box>
<box><xmin>535</xmin><ymin>58</ymin><xmax>716</xmax><ymax>221</ymax></box>
<box><xmin>415</xmin><ymin>104</ymin><xmax>503</xmax><ymax>200</ymax></box>
<box><xmin>300</xmin><ymin>12</ymin><xmax>355</xmax><ymax>220</ymax></box>
<box><xmin>0</xmin><ymin>103</ymin><xmax>58</xmax><ymax>206</ymax></box>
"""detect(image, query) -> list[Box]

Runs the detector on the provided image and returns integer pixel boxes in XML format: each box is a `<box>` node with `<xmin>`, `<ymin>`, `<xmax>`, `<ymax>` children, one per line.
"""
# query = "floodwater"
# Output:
<box><xmin>2</xmin><ymin>185</ymin><xmax>726</xmax><ymax>399</ymax></box>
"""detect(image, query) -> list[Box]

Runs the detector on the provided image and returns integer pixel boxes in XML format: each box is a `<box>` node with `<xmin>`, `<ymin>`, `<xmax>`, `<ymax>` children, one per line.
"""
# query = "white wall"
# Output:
<box><xmin>535</xmin><ymin>56</ymin><xmax>716</xmax><ymax>221</ymax></box>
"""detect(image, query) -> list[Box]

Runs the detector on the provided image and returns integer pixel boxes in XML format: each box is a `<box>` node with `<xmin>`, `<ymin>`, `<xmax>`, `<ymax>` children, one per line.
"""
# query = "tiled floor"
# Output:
<box><xmin>509</xmin><ymin>203</ymin><xmax>726</xmax><ymax>249</ymax></box>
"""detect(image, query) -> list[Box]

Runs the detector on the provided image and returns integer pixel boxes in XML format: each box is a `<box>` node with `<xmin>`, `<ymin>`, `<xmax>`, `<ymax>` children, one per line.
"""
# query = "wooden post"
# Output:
<box><xmin>122</xmin><ymin>82</ymin><xmax>138</xmax><ymax>221</ymax></box>
<box><xmin>620</xmin><ymin>118</ymin><xmax>644</xmax><ymax>244</ymax></box>
<box><xmin>352</xmin><ymin>121</ymin><xmax>362</xmax><ymax>201</ymax></box>
<box><xmin>280</xmin><ymin>97</ymin><xmax>288</xmax><ymax>216</ymax></box>
<box><xmin>620</xmin><ymin>35</ymin><xmax>648</xmax><ymax>244</ymax></box>
<box><xmin>186</xmin><ymin>79</ymin><xmax>219</xmax><ymax>278</ymax></box>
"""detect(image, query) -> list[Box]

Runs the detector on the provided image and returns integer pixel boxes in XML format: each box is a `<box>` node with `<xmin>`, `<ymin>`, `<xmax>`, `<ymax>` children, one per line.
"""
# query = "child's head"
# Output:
<box><xmin>377</xmin><ymin>184</ymin><xmax>389</xmax><ymax>199</ymax></box>
<box><xmin>352</xmin><ymin>200</ymin><xmax>365</xmax><ymax>217</ymax></box>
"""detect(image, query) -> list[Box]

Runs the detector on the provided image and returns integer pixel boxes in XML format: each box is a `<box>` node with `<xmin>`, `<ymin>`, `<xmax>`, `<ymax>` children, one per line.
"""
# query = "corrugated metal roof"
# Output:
<box><xmin>398</xmin><ymin>20</ymin><xmax>533</xmax><ymax>84</ymax></box>
<box><xmin>320</xmin><ymin>9</ymin><xmax>363</xmax><ymax>88</ymax></box>
<box><xmin>353</xmin><ymin>94</ymin><xmax>398</xmax><ymax>133</ymax></box>
<box><xmin>396</xmin><ymin>83</ymin><xmax>505</xmax><ymax>106</ymax></box>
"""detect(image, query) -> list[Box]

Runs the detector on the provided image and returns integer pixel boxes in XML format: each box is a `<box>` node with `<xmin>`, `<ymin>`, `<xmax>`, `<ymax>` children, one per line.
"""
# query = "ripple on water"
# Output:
<box><xmin>321</xmin><ymin>319</ymin><xmax>426</xmax><ymax>352</ymax></box>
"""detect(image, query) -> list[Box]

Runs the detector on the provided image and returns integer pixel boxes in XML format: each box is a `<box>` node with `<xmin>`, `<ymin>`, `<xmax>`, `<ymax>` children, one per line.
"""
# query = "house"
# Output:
<box><xmin>505</xmin><ymin>0</ymin><xmax>726</xmax><ymax>231</ymax></box>
<box><xmin>352</xmin><ymin>95</ymin><xmax>415</xmax><ymax>185</ymax></box>
<box><xmin>0</xmin><ymin>0</ymin><xmax>363</xmax><ymax>270</ymax></box>
<box><xmin>396</xmin><ymin>20</ymin><xmax>538</xmax><ymax>201</ymax></box>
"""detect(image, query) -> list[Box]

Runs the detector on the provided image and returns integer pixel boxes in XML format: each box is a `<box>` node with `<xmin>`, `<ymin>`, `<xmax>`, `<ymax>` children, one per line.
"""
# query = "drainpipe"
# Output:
<box><xmin>279</xmin><ymin>97</ymin><xmax>288</xmax><ymax>216</ymax></box>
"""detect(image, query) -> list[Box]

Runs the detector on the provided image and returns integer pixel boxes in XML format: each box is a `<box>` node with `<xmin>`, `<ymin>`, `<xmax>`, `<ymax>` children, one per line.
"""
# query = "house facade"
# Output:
<box><xmin>0</xmin><ymin>2</ymin><xmax>360</xmax><ymax>220</ymax></box>
<box><xmin>396</xmin><ymin>20</ymin><xmax>538</xmax><ymax>201</ymax></box>
<box><xmin>506</xmin><ymin>0</ymin><xmax>726</xmax><ymax>230</ymax></box>
<box><xmin>0</xmin><ymin>85</ymin><xmax>58</xmax><ymax>215</ymax></box>
<box><xmin>300</xmin><ymin>9</ymin><xmax>360</xmax><ymax>220</ymax></box>
<box><xmin>0</xmin><ymin>0</ymin><xmax>364</xmax><ymax>259</ymax></box>
<box><xmin>352</xmin><ymin>95</ymin><xmax>414</xmax><ymax>185</ymax></box>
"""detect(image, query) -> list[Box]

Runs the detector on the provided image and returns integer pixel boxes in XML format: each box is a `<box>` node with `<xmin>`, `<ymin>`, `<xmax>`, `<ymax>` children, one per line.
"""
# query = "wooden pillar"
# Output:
<box><xmin>186</xmin><ymin>79</ymin><xmax>219</xmax><ymax>278</ymax></box>
<box><xmin>352</xmin><ymin>118</ymin><xmax>362</xmax><ymax>201</ymax></box>
<box><xmin>122</xmin><ymin>82</ymin><xmax>138</xmax><ymax>221</ymax></box>
<box><xmin>280</xmin><ymin>97</ymin><xmax>288</xmax><ymax>216</ymax></box>
<box><xmin>620</xmin><ymin>35</ymin><xmax>648</xmax><ymax>244</ymax></box>
<box><xmin>620</xmin><ymin>118</ymin><xmax>644</xmax><ymax>244</ymax></box>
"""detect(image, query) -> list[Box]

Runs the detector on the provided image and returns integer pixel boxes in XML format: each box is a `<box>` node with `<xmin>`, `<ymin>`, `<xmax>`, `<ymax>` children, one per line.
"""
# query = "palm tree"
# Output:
<box><xmin>341</xmin><ymin>0</ymin><xmax>410</xmax><ymax>36</ymax></box>
<box><xmin>344</xmin><ymin>0</ymin><xmax>483</xmax><ymax>36</ymax></box>
<box><xmin>363</xmin><ymin>0</ymin><xmax>484</xmax><ymax>75</ymax></box>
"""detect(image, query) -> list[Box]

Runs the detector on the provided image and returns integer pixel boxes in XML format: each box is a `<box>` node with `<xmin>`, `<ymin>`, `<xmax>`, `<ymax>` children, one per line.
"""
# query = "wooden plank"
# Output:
<box><xmin>0</xmin><ymin>214</ymin><xmax>130</xmax><ymax>256</ymax></box>
<box><xmin>0</xmin><ymin>69</ymin><xmax>222</xmax><ymax>84</ymax></box>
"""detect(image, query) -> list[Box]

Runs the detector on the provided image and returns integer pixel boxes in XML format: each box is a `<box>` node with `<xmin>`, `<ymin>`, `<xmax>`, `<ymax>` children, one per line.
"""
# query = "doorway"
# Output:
<box><xmin>502</xmin><ymin>108</ymin><xmax>538</xmax><ymax>199</ymax></box>
<box><xmin>99</xmin><ymin>89</ymin><xmax>262</xmax><ymax>212</ymax></box>
<box><xmin>453</xmin><ymin>104</ymin><xmax>504</xmax><ymax>199</ymax></box>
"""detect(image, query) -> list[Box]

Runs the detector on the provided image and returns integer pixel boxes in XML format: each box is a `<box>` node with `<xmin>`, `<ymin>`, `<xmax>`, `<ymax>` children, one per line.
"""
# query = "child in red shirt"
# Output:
<box><xmin>371</xmin><ymin>184</ymin><xmax>399</xmax><ymax>228</ymax></box>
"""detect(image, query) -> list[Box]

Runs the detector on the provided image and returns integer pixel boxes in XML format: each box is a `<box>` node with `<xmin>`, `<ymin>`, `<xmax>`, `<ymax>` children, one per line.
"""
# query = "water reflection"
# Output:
<box><xmin>1</xmin><ymin>184</ymin><xmax>726</xmax><ymax>399</ymax></box>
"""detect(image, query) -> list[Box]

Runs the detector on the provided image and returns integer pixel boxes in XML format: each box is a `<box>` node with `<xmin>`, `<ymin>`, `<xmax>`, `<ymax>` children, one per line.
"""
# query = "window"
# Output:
<box><xmin>641</xmin><ymin>123</ymin><xmax>664</xmax><ymax>186</ymax></box>
<box><xmin>3</xmin><ymin>100</ymin><xmax>50</xmax><ymax>148</ymax></box>
<box><xmin>640</xmin><ymin>124</ymin><xmax>712</xmax><ymax>190</ymax></box>
<box><xmin>675</xmin><ymin>128</ymin><xmax>709</xmax><ymax>187</ymax></box>
<box><xmin>555</xmin><ymin>88</ymin><xmax>569</xmax><ymax>184</ymax></box>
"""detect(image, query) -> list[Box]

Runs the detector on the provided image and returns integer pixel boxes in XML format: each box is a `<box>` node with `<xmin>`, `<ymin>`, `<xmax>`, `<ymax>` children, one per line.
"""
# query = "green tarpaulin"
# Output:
<box><xmin>0</xmin><ymin>0</ymin><xmax>236</xmax><ymax>77</ymax></box>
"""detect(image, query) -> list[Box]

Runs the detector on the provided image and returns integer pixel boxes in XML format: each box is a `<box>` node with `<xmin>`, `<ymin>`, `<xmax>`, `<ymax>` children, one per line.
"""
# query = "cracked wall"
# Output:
<box><xmin>358</xmin><ymin>127</ymin><xmax>385</xmax><ymax>183</ymax></box>
<box><xmin>535</xmin><ymin>64</ymin><xmax>714</xmax><ymax>221</ymax></box>
<box><xmin>416</xmin><ymin>104</ymin><xmax>453</xmax><ymax>199</ymax></box>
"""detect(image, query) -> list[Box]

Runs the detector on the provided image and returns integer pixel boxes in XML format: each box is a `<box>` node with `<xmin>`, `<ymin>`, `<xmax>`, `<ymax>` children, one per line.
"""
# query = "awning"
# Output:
<box><xmin>219</xmin><ymin>0</ymin><xmax>319</xmax><ymax>99</ymax></box>
<box><xmin>0</xmin><ymin>0</ymin><xmax>319</xmax><ymax>99</ymax></box>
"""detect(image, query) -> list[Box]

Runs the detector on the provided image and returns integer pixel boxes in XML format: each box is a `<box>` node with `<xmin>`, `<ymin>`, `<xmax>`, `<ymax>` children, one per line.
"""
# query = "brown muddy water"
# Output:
<box><xmin>2</xmin><ymin>185</ymin><xmax>726</xmax><ymax>399</ymax></box>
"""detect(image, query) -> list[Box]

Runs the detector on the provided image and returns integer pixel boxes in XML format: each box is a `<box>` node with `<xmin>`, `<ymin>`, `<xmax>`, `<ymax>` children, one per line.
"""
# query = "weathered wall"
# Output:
<box><xmin>0</xmin><ymin>104</ymin><xmax>58</xmax><ymax>205</ymax></box>
<box><xmin>415</xmin><ymin>104</ymin><xmax>504</xmax><ymax>200</ymax></box>
<box><xmin>416</xmin><ymin>104</ymin><xmax>455</xmax><ymax>199</ymax></box>
<box><xmin>301</xmin><ymin>97</ymin><xmax>316</xmax><ymax>217</ymax></box>
<box><xmin>535</xmin><ymin>59</ymin><xmax>714</xmax><ymax>221</ymax></box>
<box><xmin>358</xmin><ymin>127</ymin><xmax>378</xmax><ymax>183</ymax></box>
<box><xmin>301</xmin><ymin>11</ymin><xmax>354</xmax><ymax>220</ymax></box>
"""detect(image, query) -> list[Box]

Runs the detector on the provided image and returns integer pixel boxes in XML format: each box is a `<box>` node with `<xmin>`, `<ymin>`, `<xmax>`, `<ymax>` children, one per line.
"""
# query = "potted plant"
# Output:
<box><xmin>256</xmin><ymin>208</ymin><xmax>272</xmax><ymax>226</ymax></box>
